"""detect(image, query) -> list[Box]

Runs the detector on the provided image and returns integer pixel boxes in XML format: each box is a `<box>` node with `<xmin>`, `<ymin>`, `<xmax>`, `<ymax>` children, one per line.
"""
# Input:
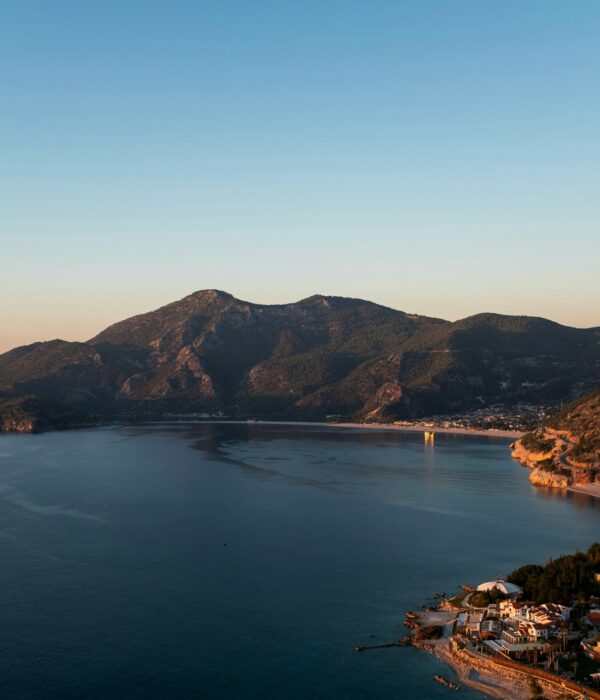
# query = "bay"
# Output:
<box><xmin>1</xmin><ymin>424</ymin><xmax>599</xmax><ymax>699</ymax></box>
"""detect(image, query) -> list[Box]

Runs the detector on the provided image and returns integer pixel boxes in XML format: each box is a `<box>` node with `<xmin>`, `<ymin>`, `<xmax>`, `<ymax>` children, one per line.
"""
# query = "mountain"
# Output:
<box><xmin>1</xmin><ymin>290</ymin><xmax>599</xmax><ymax>431</ymax></box>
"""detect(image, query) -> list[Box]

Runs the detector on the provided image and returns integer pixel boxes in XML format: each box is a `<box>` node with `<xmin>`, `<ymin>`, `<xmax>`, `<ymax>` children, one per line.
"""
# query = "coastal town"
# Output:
<box><xmin>161</xmin><ymin>404</ymin><xmax>548</xmax><ymax>434</ymax></box>
<box><xmin>393</xmin><ymin>404</ymin><xmax>548</xmax><ymax>434</ymax></box>
<box><xmin>391</xmin><ymin>548</ymin><xmax>600</xmax><ymax>698</ymax></box>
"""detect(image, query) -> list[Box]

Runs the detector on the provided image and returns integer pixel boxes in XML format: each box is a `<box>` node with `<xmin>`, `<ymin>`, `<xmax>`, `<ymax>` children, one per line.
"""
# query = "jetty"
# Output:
<box><xmin>355</xmin><ymin>638</ymin><xmax>412</xmax><ymax>652</ymax></box>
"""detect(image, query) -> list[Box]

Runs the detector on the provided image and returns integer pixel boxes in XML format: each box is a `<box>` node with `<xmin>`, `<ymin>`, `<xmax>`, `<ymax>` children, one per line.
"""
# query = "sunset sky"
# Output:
<box><xmin>1</xmin><ymin>1</ymin><xmax>599</xmax><ymax>352</ymax></box>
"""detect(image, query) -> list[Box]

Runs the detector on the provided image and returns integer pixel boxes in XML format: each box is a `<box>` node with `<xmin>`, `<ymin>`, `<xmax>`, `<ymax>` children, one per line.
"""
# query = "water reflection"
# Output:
<box><xmin>534</xmin><ymin>485</ymin><xmax>600</xmax><ymax>511</ymax></box>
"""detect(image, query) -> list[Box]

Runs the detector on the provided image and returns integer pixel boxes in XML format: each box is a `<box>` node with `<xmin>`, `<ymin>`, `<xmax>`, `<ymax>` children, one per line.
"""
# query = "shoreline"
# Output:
<box><xmin>150</xmin><ymin>419</ymin><xmax>524</xmax><ymax>440</ymax></box>
<box><xmin>328</xmin><ymin>421</ymin><xmax>523</xmax><ymax>439</ymax></box>
<box><xmin>431</xmin><ymin>639</ymin><xmax>518</xmax><ymax>699</ymax></box>
<box><xmin>568</xmin><ymin>482</ymin><xmax>600</xmax><ymax>498</ymax></box>
<box><xmin>512</xmin><ymin>433</ymin><xmax>600</xmax><ymax>500</ymax></box>
<box><xmin>430</xmin><ymin>638</ymin><xmax>596</xmax><ymax>700</ymax></box>
<box><xmin>1</xmin><ymin>418</ymin><xmax>525</xmax><ymax>439</ymax></box>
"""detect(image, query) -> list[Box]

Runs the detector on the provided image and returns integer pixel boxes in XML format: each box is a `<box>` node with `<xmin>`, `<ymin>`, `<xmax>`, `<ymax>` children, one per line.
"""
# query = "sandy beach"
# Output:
<box><xmin>172</xmin><ymin>419</ymin><xmax>524</xmax><ymax>440</ymax></box>
<box><xmin>431</xmin><ymin>639</ymin><xmax>523</xmax><ymax>699</ymax></box>
<box><xmin>328</xmin><ymin>421</ymin><xmax>524</xmax><ymax>439</ymax></box>
<box><xmin>429</xmin><ymin>638</ymin><xmax>589</xmax><ymax>699</ymax></box>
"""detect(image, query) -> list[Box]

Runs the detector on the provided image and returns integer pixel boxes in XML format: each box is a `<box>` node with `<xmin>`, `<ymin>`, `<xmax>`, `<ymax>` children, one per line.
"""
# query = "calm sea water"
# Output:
<box><xmin>1</xmin><ymin>423</ymin><xmax>600</xmax><ymax>699</ymax></box>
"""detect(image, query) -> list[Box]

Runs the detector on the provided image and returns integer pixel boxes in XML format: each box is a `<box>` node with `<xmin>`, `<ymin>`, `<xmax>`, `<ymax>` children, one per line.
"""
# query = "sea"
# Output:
<box><xmin>1</xmin><ymin>423</ymin><xmax>599</xmax><ymax>699</ymax></box>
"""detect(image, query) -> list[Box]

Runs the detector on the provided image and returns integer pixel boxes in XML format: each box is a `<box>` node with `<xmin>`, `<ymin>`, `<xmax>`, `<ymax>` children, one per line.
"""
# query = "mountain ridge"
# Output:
<box><xmin>1</xmin><ymin>290</ymin><xmax>599</xmax><ymax>431</ymax></box>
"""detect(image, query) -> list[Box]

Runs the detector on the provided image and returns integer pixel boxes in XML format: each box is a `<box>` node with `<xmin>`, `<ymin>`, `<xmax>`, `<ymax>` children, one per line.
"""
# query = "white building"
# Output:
<box><xmin>476</xmin><ymin>579</ymin><xmax>523</xmax><ymax>597</ymax></box>
<box><xmin>498</xmin><ymin>599</ymin><xmax>528</xmax><ymax>619</ymax></box>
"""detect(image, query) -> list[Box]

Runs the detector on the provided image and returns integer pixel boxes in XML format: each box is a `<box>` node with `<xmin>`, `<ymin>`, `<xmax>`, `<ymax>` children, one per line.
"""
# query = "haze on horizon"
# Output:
<box><xmin>1</xmin><ymin>1</ymin><xmax>599</xmax><ymax>353</ymax></box>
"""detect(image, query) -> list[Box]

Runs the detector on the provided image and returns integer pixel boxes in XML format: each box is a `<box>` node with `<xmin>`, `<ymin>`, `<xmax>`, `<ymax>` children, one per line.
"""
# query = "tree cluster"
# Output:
<box><xmin>508</xmin><ymin>544</ymin><xmax>600</xmax><ymax>604</ymax></box>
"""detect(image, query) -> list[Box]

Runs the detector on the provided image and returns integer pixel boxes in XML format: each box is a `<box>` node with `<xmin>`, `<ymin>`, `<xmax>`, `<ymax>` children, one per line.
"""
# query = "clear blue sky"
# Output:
<box><xmin>1</xmin><ymin>1</ymin><xmax>599</xmax><ymax>351</ymax></box>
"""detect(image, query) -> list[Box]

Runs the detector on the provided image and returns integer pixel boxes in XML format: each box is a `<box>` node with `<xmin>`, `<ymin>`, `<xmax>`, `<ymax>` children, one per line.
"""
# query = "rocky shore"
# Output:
<box><xmin>0</xmin><ymin>415</ymin><xmax>36</xmax><ymax>432</ymax></box>
<box><xmin>528</xmin><ymin>466</ymin><xmax>570</xmax><ymax>489</ymax></box>
<box><xmin>511</xmin><ymin>427</ymin><xmax>600</xmax><ymax>494</ymax></box>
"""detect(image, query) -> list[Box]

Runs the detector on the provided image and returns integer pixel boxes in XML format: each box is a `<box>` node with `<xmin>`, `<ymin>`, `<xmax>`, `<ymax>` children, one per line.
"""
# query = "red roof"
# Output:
<box><xmin>588</xmin><ymin>611</ymin><xmax>600</xmax><ymax>624</ymax></box>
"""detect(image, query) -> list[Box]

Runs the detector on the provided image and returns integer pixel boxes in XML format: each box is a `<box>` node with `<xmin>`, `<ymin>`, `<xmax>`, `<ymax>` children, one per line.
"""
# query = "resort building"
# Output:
<box><xmin>480</xmin><ymin>619</ymin><xmax>502</xmax><ymax>637</ymax></box>
<box><xmin>476</xmin><ymin>579</ymin><xmax>523</xmax><ymax>598</ymax></box>
<box><xmin>497</xmin><ymin>599</ymin><xmax>529</xmax><ymax>619</ymax></box>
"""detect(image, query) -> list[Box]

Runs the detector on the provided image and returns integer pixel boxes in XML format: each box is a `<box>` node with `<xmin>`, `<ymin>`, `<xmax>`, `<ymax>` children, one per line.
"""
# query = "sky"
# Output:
<box><xmin>1</xmin><ymin>1</ymin><xmax>599</xmax><ymax>352</ymax></box>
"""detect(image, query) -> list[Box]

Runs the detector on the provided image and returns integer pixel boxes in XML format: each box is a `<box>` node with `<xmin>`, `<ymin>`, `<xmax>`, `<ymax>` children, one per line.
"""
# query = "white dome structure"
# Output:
<box><xmin>476</xmin><ymin>579</ymin><xmax>522</xmax><ymax>597</ymax></box>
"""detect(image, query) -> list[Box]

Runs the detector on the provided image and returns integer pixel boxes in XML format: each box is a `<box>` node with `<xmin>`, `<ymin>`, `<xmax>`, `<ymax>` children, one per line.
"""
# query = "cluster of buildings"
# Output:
<box><xmin>395</xmin><ymin>404</ymin><xmax>548</xmax><ymax>433</ymax></box>
<box><xmin>454</xmin><ymin>580</ymin><xmax>600</xmax><ymax>661</ymax></box>
<box><xmin>163</xmin><ymin>411</ymin><xmax>227</xmax><ymax>419</ymax></box>
<box><xmin>458</xmin><ymin>600</ymin><xmax>573</xmax><ymax>659</ymax></box>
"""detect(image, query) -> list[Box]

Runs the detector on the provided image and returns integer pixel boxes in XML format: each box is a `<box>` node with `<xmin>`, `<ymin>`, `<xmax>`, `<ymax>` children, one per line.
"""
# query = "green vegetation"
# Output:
<box><xmin>547</xmin><ymin>389</ymin><xmax>600</xmax><ymax>466</ymax></box>
<box><xmin>469</xmin><ymin>588</ymin><xmax>509</xmax><ymax>608</ymax></box>
<box><xmin>536</xmin><ymin>459</ymin><xmax>571</xmax><ymax>478</ymax></box>
<box><xmin>520</xmin><ymin>432</ymin><xmax>555</xmax><ymax>453</ymax></box>
<box><xmin>508</xmin><ymin>544</ymin><xmax>600</xmax><ymax>604</ymax></box>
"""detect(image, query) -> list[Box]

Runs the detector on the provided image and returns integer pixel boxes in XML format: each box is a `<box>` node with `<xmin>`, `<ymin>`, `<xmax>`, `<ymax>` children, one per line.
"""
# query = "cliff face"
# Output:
<box><xmin>0</xmin><ymin>397</ymin><xmax>40</xmax><ymax>433</ymax></box>
<box><xmin>512</xmin><ymin>390</ymin><xmax>600</xmax><ymax>488</ymax></box>
<box><xmin>547</xmin><ymin>390</ymin><xmax>600</xmax><ymax>467</ymax></box>
<box><xmin>0</xmin><ymin>397</ymin><xmax>95</xmax><ymax>433</ymax></box>
<box><xmin>1</xmin><ymin>416</ymin><xmax>36</xmax><ymax>433</ymax></box>
<box><xmin>1</xmin><ymin>290</ymin><xmax>600</xmax><ymax>431</ymax></box>
<box><xmin>511</xmin><ymin>440</ymin><xmax>554</xmax><ymax>469</ymax></box>
<box><xmin>528</xmin><ymin>466</ymin><xmax>571</xmax><ymax>489</ymax></box>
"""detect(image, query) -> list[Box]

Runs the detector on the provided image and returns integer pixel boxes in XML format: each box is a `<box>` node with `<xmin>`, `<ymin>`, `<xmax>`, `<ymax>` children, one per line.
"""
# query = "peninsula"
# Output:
<box><xmin>512</xmin><ymin>389</ymin><xmax>600</xmax><ymax>495</ymax></box>
<box><xmin>395</xmin><ymin>544</ymin><xmax>600</xmax><ymax>699</ymax></box>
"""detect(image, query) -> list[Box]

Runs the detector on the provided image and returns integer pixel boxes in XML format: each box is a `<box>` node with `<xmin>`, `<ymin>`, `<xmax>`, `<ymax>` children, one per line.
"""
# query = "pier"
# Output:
<box><xmin>355</xmin><ymin>638</ymin><xmax>412</xmax><ymax>652</ymax></box>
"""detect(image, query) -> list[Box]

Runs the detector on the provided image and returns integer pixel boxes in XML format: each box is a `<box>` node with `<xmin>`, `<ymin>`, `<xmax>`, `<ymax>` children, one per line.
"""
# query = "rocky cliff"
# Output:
<box><xmin>528</xmin><ymin>465</ymin><xmax>571</xmax><ymax>489</ymax></box>
<box><xmin>512</xmin><ymin>390</ymin><xmax>600</xmax><ymax>488</ymax></box>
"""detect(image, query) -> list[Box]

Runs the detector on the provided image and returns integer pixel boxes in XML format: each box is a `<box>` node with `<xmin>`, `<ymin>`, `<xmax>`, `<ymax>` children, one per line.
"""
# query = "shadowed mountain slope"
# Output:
<box><xmin>1</xmin><ymin>290</ymin><xmax>599</xmax><ymax>429</ymax></box>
